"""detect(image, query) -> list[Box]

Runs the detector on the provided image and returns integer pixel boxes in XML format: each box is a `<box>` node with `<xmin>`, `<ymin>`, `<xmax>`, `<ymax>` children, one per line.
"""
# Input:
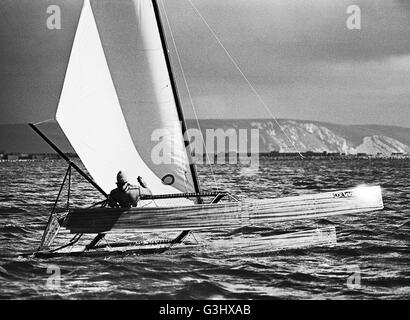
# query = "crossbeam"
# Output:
<box><xmin>140</xmin><ymin>191</ymin><xmax>229</xmax><ymax>200</ymax></box>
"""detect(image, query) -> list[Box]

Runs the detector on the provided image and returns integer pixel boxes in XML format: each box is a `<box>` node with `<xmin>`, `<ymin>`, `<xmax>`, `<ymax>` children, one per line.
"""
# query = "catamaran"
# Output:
<box><xmin>26</xmin><ymin>0</ymin><xmax>383</xmax><ymax>258</ymax></box>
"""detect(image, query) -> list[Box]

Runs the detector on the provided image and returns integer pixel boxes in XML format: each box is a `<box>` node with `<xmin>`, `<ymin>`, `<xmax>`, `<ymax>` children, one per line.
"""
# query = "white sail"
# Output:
<box><xmin>56</xmin><ymin>0</ymin><xmax>196</xmax><ymax>202</ymax></box>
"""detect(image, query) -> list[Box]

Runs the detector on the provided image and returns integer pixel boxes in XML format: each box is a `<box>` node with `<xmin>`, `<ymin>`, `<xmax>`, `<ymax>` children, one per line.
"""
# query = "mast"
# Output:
<box><xmin>151</xmin><ymin>0</ymin><xmax>202</xmax><ymax>203</ymax></box>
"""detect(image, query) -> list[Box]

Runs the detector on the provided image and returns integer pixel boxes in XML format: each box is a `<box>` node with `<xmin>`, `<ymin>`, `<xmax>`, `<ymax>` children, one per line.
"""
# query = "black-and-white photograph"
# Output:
<box><xmin>0</xmin><ymin>0</ymin><xmax>409</xmax><ymax>303</ymax></box>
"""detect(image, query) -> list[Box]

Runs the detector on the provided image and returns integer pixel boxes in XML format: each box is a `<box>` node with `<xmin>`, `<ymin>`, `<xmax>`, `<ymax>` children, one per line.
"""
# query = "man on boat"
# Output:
<box><xmin>108</xmin><ymin>171</ymin><xmax>152</xmax><ymax>208</ymax></box>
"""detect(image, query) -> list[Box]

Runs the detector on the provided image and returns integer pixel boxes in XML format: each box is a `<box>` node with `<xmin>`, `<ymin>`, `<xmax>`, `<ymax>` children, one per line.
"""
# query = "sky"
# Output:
<box><xmin>1</xmin><ymin>0</ymin><xmax>410</xmax><ymax>127</ymax></box>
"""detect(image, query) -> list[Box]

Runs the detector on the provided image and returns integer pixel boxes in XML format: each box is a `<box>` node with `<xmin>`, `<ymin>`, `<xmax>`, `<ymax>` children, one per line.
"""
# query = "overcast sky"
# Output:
<box><xmin>163</xmin><ymin>0</ymin><xmax>410</xmax><ymax>127</ymax></box>
<box><xmin>1</xmin><ymin>0</ymin><xmax>409</xmax><ymax>127</ymax></box>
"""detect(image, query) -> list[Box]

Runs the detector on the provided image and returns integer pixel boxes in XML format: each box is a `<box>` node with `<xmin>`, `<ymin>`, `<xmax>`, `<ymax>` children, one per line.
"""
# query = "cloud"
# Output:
<box><xmin>0</xmin><ymin>0</ymin><xmax>409</xmax><ymax>127</ymax></box>
<box><xmin>164</xmin><ymin>0</ymin><xmax>410</xmax><ymax>75</ymax></box>
<box><xmin>0</xmin><ymin>0</ymin><xmax>83</xmax><ymax>124</ymax></box>
<box><xmin>162</xmin><ymin>0</ymin><xmax>410</xmax><ymax>126</ymax></box>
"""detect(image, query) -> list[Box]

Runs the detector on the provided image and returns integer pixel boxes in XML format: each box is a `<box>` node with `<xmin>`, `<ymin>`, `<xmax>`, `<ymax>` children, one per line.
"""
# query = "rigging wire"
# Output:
<box><xmin>160</xmin><ymin>0</ymin><xmax>220</xmax><ymax>190</ymax></box>
<box><xmin>186</xmin><ymin>0</ymin><xmax>304</xmax><ymax>159</ymax></box>
<box><xmin>33</xmin><ymin>118</ymin><xmax>54</xmax><ymax>126</ymax></box>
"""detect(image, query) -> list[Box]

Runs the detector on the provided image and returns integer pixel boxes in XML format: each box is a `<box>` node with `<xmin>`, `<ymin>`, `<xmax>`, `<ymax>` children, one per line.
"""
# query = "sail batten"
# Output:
<box><xmin>56</xmin><ymin>0</ymin><xmax>195</xmax><ymax>205</ymax></box>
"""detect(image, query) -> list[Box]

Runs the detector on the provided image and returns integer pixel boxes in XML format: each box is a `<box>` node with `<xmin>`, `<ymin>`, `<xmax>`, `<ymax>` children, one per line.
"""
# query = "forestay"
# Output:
<box><xmin>56</xmin><ymin>0</ymin><xmax>195</xmax><ymax>201</ymax></box>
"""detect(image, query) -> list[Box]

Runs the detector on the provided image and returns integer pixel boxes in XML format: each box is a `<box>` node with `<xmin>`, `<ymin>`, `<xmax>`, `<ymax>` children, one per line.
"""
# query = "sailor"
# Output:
<box><xmin>108</xmin><ymin>171</ymin><xmax>152</xmax><ymax>208</ymax></box>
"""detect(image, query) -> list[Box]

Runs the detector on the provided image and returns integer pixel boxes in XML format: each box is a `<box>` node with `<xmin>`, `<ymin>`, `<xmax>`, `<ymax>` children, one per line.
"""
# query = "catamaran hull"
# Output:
<box><xmin>62</xmin><ymin>186</ymin><xmax>383</xmax><ymax>234</ymax></box>
<box><xmin>31</xmin><ymin>226</ymin><xmax>338</xmax><ymax>258</ymax></box>
<box><xmin>32</xmin><ymin>243</ymin><xmax>203</xmax><ymax>258</ymax></box>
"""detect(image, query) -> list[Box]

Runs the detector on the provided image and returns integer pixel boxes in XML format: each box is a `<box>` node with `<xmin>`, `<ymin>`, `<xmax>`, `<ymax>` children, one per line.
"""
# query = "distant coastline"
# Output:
<box><xmin>1</xmin><ymin>151</ymin><xmax>408</xmax><ymax>161</ymax></box>
<box><xmin>1</xmin><ymin>119</ymin><xmax>409</xmax><ymax>155</ymax></box>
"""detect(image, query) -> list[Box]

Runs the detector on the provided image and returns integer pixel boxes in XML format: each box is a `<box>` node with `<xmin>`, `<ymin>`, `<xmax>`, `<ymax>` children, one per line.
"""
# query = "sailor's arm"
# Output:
<box><xmin>139</xmin><ymin>185</ymin><xmax>152</xmax><ymax>196</ymax></box>
<box><xmin>137</xmin><ymin>176</ymin><xmax>152</xmax><ymax>196</ymax></box>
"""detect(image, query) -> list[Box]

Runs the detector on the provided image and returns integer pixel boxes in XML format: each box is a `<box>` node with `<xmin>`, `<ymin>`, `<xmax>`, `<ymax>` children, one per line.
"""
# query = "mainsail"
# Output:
<box><xmin>56</xmin><ymin>0</ymin><xmax>197</xmax><ymax>199</ymax></box>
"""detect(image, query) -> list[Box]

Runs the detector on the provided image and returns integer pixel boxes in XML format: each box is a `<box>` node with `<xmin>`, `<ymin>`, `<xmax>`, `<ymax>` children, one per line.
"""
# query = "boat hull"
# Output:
<box><xmin>32</xmin><ymin>243</ymin><xmax>203</xmax><ymax>258</ymax></box>
<box><xmin>62</xmin><ymin>186</ymin><xmax>384</xmax><ymax>234</ymax></box>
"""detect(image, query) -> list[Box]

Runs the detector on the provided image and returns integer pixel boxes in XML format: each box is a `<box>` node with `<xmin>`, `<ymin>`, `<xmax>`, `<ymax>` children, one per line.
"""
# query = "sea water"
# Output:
<box><xmin>0</xmin><ymin>159</ymin><xmax>408</xmax><ymax>299</ymax></box>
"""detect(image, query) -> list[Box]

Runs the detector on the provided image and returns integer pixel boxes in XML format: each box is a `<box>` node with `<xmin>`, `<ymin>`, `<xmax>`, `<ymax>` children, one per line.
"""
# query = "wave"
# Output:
<box><xmin>227</xmin><ymin>226</ymin><xmax>273</xmax><ymax>235</ymax></box>
<box><xmin>0</xmin><ymin>260</ymin><xmax>39</xmax><ymax>275</ymax></box>
<box><xmin>0</xmin><ymin>159</ymin><xmax>408</xmax><ymax>299</ymax></box>
<box><xmin>397</xmin><ymin>219</ymin><xmax>410</xmax><ymax>229</ymax></box>
<box><xmin>0</xmin><ymin>207</ymin><xmax>27</xmax><ymax>214</ymax></box>
<box><xmin>174</xmin><ymin>280</ymin><xmax>232</xmax><ymax>299</ymax></box>
<box><xmin>0</xmin><ymin>224</ymin><xmax>31</xmax><ymax>234</ymax></box>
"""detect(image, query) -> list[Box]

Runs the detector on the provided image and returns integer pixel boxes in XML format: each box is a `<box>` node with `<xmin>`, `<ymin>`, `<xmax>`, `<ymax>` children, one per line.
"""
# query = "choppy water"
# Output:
<box><xmin>0</xmin><ymin>159</ymin><xmax>409</xmax><ymax>299</ymax></box>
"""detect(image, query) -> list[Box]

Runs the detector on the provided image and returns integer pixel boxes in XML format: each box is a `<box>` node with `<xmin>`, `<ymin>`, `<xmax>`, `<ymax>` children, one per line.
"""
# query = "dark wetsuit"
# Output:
<box><xmin>108</xmin><ymin>183</ymin><xmax>151</xmax><ymax>208</ymax></box>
